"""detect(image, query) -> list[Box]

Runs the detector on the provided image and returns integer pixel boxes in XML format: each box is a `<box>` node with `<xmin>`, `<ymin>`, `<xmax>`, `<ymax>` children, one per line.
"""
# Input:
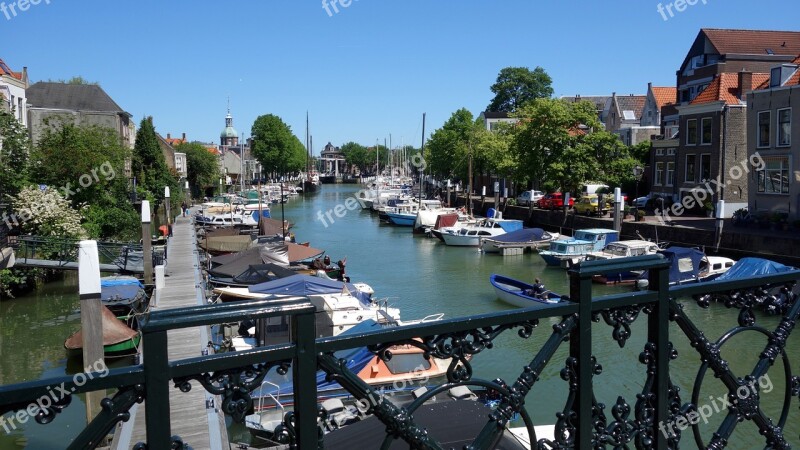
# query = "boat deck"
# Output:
<box><xmin>111</xmin><ymin>210</ymin><xmax>228</xmax><ymax>450</ymax></box>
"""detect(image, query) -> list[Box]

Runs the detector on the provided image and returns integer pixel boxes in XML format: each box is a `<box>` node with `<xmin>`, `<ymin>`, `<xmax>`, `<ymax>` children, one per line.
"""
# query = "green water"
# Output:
<box><xmin>2</xmin><ymin>184</ymin><xmax>799</xmax><ymax>449</ymax></box>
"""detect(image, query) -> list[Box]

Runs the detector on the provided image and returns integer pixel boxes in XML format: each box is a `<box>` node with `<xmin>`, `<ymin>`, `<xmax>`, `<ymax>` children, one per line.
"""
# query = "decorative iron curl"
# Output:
<box><xmin>593</xmin><ymin>305</ymin><xmax>645</xmax><ymax>348</ymax></box>
<box><xmin>133</xmin><ymin>436</ymin><xmax>187</xmax><ymax>450</ymax></box>
<box><xmin>367</xmin><ymin>319</ymin><xmax>539</xmax><ymax>383</ymax></box>
<box><xmin>172</xmin><ymin>361</ymin><xmax>290</xmax><ymax>423</ymax></box>
<box><xmin>694</xmin><ymin>281</ymin><xmax>798</xmax><ymax>321</ymax></box>
<box><xmin>34</xmin><ymin>393</ymin><xmax>72</xmax><ymax>425</ymax></box>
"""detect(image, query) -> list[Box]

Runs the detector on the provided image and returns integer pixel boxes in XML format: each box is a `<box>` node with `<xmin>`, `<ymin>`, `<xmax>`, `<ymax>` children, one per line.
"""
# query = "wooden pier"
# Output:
<box><xmin>111</xmin><ymin>211</ymin><xmax>229</xmax><ymax>450</ymax></box>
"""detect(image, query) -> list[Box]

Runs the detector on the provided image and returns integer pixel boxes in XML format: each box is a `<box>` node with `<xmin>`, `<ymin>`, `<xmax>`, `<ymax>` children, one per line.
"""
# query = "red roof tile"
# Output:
<box><xmin>691</xmin><ymin>72</ymin><xmax>769</xmax><ymax>105</ymax></box>
<box><xmin>703</xmin><ymin>29</ymin><xmax>800</xmax><ymax>56</ymax></box>
<box><xmin>0</xmin><ymin>59</ymin><xmax>23</xmax><ymax>80</ymax></box>
<box><xmin>651</xmin><ymin>87</ymin><xmax>677</xmax><ymax>109</ymax></box>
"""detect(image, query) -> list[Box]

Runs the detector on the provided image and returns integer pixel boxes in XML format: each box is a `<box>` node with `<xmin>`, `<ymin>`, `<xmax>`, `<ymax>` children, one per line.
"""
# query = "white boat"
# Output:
<box><xmin>413</xmin><ymin>200</ymin><xmax>458</xmax><ymax>232</ymax></box>
<box><xmin>480</xmin><ymin>228</ymin><xmax>560</xmax><ymax>253</ymax></box>
<box><xmin>585</xmin><ymin>240</ymin><xmax>663</xmax><ymax>284</ymax></box>
<box><xmin>195</xmin><ymin>210</ymin><xmax>259</xmax><ymax>227</ymax></box>
<box><xmin>440</xmin><ymin>214</ymin><xmax>524</xmax><ymax>247</ymax></box>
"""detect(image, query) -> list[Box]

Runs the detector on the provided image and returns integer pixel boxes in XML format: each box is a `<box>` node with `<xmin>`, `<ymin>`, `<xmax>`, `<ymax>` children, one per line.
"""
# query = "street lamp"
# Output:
<box><xmin>633</xmin><ymin>165</ymin><xmax>644</xmax><ymax>205</ymax></box>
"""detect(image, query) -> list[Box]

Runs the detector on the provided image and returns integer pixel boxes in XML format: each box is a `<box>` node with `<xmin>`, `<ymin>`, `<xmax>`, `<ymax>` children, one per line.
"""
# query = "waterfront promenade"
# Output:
<box><xmin>111</xmin><ymin>210</ymin><xmax>228</xmax><ymax>450</ymax></box>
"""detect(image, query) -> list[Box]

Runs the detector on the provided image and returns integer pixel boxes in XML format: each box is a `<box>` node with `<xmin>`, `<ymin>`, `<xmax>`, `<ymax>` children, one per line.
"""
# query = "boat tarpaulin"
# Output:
<box><xmin>260</xmin><ymin>218</ymin><xmax>290</xmax><ymax>236</ymax></box>
<box><xmin>487</xmin><ymin>228</ymin><xmax>546</xmax><ymax>243</ymax></box>
<box><xmin>199</xmin><ymin>235</ymin><xmax>254</xmax><ymax>254</ymax></box>
<box><xmin>64</xmin><ymin>306</ymin><xmax>138</xmax><ymax>349</ymax></box>
<box><xmin>715</xmin><ymin>257</ymin><xmax>796</xmax><ymax>281</ymax></box>
<box><xmin>248</xmin><ymin>274</ymin><xmax>371</xmax><ymax>304</ymax></box>
<box><xmin>661</xmin><ymin>247</ymin><xmax>704</xmax><ymax>283</ymax></box>
<box><xmin>231</xmin><ymin>264</ymin><xmax>297</xmax><ymax>285</ymax></box>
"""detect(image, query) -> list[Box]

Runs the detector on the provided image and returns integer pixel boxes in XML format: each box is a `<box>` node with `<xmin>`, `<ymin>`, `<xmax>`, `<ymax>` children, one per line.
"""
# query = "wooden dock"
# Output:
<box><xmin>112</xmin><ymin>211</ymin><xmax>229</xmax><ymax>450</ymax></box>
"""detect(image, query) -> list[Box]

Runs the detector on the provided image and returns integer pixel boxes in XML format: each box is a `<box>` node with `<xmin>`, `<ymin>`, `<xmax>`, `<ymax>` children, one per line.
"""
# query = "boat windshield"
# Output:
<box><xmin>384</xmin><ymin>353</ymin><xmax>432</xmax><ymax>374</ymax></box>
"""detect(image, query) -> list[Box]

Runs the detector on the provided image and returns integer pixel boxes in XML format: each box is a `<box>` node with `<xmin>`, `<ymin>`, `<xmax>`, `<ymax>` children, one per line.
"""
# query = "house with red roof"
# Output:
<box><xmin>0</xmin><ymin>59</ymin><xmax>29</xmax><ymax>126</ymax></box>
<box><xmin>746</xmin><ymin>58</ymin><xmax>800</xmax><ymax>219</ymax></box>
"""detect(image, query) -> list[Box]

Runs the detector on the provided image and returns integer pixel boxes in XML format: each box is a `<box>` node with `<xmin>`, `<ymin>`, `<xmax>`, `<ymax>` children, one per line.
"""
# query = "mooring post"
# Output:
<box><xmin>142</xmin><ymin>200</ymin><xmax>153</xmax><ymax>285</ymax></box>
<box><xmin>78</xmin><ymin>240</ymin><xmax>105</xmax><ymax>425</ymax></box>
<box><xmin>164</xmin><ymin>186</ymin><xmax>171</xmax><ymax>236</ymax></box>
<box><xmin>613</xmin><ymin>187</ymin><xmax>622</xmax><ymax>232</ymax></box>
<box><xmin>715</xmin><ymin>200</ymin><xmax>725</xmax><ymax>251</ymax></box>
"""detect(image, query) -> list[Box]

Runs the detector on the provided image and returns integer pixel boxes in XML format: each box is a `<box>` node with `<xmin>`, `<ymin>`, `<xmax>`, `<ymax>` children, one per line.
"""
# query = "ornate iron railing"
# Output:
<box><xmin>0</xmin><ymin>255</ymin><xmax>798</xmax><ymax>449</ymax></box>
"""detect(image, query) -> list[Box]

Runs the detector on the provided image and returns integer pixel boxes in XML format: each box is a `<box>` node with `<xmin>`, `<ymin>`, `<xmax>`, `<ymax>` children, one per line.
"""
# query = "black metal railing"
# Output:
<box><xmin>0</xmin><ymin>255</ymin><xmax>798</xmax><ymax>449</ymax></box>
<box><xmin>10</xmin><ymin>236</ymin><xmax>153</xmax><ymax>273</ymax></box>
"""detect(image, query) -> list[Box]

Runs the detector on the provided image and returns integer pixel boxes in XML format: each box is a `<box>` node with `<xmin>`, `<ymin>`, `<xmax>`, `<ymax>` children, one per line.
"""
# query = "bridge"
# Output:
<box><xmin>6</xmin><ymin>235</ymin><xmax>164</xmax><ymax>274</ymax></box>
<box><xmin>0</xmin><ymin>251</ymin><xmax>799</xmax><ymax>448</ymax></box>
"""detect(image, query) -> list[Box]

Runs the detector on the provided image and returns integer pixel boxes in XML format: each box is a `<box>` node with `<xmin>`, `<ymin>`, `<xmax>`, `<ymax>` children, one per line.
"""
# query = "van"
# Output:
<box><xmin>582</xmin><ymin>184</ymin><xmax>609</xmax><ymax>195</ymax></box>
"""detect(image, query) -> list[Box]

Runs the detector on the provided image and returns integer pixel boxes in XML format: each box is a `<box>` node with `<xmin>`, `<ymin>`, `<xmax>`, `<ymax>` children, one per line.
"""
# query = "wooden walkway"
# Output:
<box><xmin>112</xmin><ymin>210</ymin><xmax>228</xmax><ymax>450</ymax></box>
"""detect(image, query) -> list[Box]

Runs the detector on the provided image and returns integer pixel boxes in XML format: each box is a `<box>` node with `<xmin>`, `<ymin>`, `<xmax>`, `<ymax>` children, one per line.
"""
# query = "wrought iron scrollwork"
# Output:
<box><xmin>367</xmin><ymin>320</ymin><xmax>539</xmax><ymax>383</ymax></box>
<box><xmin>594</xmin><ymin>305</ymin><xmax>649</xmax><ymax>348</ymax></box>
<box><xmin>133</xmin><ymin>436</ymin><xmax>188</xmax><ymax>450</ymax></box>
<box><xmin>172</xmin><ymin>361</ymin><xmax>290</xmax><ymax>423</ymax></box>
<box><xmin>34</xmin><ymin>392</ymin><xmax>72</xmax><ymax>425</ymax></box>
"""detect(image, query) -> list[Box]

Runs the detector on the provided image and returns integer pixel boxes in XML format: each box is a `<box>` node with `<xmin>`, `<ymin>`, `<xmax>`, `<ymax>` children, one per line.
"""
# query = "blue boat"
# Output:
<box><xmin>539</xmin><ymin>228</ymin><xmax>619</xmax><ymax>268</ymax></box>
<box><xmin>490</xmin><ymin>274</ymin><xmax>564</xmax><ymax>308</ymax></box>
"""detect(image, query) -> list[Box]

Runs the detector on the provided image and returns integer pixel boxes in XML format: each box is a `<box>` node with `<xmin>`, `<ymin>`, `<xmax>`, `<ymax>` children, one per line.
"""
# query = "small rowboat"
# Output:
<box><xmin>489</xmin><ymin>274</ymin><xmax>565</xmax><ymax>308</ymax></box>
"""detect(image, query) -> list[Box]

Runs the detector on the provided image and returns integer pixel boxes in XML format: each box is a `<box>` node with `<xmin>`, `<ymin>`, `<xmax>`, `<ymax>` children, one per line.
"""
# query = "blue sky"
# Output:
<box><xmin>3</xmin><ymin>0</ymin><xmax>799</xmax><ymax>154</ymax></box>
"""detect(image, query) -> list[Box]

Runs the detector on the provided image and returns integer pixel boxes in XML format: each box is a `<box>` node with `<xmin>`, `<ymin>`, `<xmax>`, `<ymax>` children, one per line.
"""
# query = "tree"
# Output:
<box><xmin>426</xmin><ymin>108</ymin><xmax>476</xmax><ymax>180</ymax></box>
<box><xmin>487</xmin><ymin>67</ymin><xmax>554</xmax><ymax>113</ymax></box>
<box><xmin>251</xmin><ymin>114</ymin><xmax>300</xmax><ymax>177</ymax></box>
<box><xmin>11</xmin><ymin>186</ymin><xmax>86</xmax><ymax>239</ymax></box>
<box><xmin>0</xmin><ymin>110</ymin><xmax>30</xmax><ymax>198</ymax></box>
<box><xmin>132</xmin><ymin>117</ymin><xmax>175</xmax><ymax>205</ymax></box>
<box><xmin>341</xmin><ymin>142</ymin><xmax>370</xmax><ymax>175</ymax></box>
<box><xmin>176</xmin><ymin>142</ymin><xmax>221</xmax><ymax>196</ymax></box>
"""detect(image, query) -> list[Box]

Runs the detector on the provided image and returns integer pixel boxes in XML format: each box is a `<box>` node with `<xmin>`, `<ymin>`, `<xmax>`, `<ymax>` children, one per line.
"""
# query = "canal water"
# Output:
<box><xmin>1</xmin><ymin>184</ymin><xmax>798</xmax><ymax>449</ymax></box>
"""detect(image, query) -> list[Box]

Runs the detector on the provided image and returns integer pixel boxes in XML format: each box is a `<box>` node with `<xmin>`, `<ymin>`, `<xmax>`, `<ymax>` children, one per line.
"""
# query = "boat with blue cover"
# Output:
<box><xmin>635</xmin><ymin>247</ymin><xmax>736</xmax><ymax>289</ymax></box>
<box><xmin>539</xmin><ymin>228</ymin><xmax>619</xmax><ymax>268</ymax></box>
<box><xmin>480</xmin><ymin>228</ymin><xmax>560</xmax><ymax>253</ymax></box>
<box><xmin>440</xmin><ymin>209</ymin><xmax>523</xmax><ymax>247</ymax></box>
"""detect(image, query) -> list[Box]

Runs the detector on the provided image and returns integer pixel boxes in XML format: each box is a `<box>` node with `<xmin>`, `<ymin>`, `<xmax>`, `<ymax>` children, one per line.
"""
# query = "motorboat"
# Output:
<box><xmin>385</xmin><ymin>202</ymin><xmax>420</xmax><ymax>226</ymax></box>
<box><xmin>635</xmin><ymin>247</ymin><xmax>736</xmax><ymax>289</ymax></box>
<box><xmin>539</xmin><ymin>229</ymin><xmax>619</xmax><ymax>268</ymax></box>
<box><xmin>480</xmin><ymin>228</ymin><xmax>560</xmax><ymax>254</ymax></box>
<box><xmin>99</xmin><ymin>276</ymin><xmax>150</xmax><ymax>326</ymax></box>
<box><xmin>413</xmin><ymin>200</ymin><xmax>456</xmax><ymax>233</ymax></box>
<box><xmin>585</xmin><ymin>240</ymin><xmax>662</xmax><ymax>284</ymax></box>
<box><xmin>490</xmin><ymin>274</ymin><xmax>564</xmax><ymax>308</ymax></box>
<box><xmin>440</xmin><ymin>211</ymin><xmax>523</xmax><ymax>247</ymax></box>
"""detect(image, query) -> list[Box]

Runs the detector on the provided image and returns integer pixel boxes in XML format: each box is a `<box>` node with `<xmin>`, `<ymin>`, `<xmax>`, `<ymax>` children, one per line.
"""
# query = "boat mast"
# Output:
<box><xmin>305</xmin><ymin>112</ymin><xmax>310</xmax><ymax>181</ymax></box>
<box><xmin>419</xmin><ymin>113</ymin><xmax>426</xmax><ymax>205</ymax></box>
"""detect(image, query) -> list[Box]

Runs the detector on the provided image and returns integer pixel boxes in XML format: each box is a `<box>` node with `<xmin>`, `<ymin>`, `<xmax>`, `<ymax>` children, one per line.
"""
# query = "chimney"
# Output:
<box><xmin>738</xmin><ymin>70</ymin><xmax>753</xmax><ymax>100</ymax></box>
<box><xmin>167</xmin><ymin>133</ymin><xmax>171</xmax><ymax>140</ymax></box>
<box><xmin>182</xmin><ymin>132</ymin><xmax>186</xmax><ymax>141</ymax></box>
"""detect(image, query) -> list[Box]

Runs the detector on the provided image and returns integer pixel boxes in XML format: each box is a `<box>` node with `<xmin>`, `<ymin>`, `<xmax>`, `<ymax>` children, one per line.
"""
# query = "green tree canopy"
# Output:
<box><xmin>176</xmin><ymin>142</ymin><xmax>221</xmax><ymax>195</ymax></box>
<box><xmin>251</xmin><ymin>114</ymin><xmax>305</xmax><ymax>176</ymax></box>
<box><xmin>0</xmin><ymin>110</ymin><xmax>30</xmax><ymax>198</ymax></box>
<box><xmin>487</xmin><ymin>67</ymin><xmax>554</xmax><ymax>113</ymax></box>
<box><xmin>132</xmin><ymin>117</ymin><xmax>175</xmax><ymax>204</ymax></box>
<box><xmin>425</xmin><ymin>108</ymin><xmax>475</xmax><ymax>180</ymax></box>
<box><xmin>341</xmin><ymin>142</ymin><xmax>370</xmax><ymax>175</ymax></box>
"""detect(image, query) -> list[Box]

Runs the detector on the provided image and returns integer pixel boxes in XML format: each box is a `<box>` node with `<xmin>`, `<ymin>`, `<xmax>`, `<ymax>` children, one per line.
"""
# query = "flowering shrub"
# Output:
<box><xmin>11</xmin><ymin>186</ymin><xmax>87</xmax><ymax>239</ymax></box>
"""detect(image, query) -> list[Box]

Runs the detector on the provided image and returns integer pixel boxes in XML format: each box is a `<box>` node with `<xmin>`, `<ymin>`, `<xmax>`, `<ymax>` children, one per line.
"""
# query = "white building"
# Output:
<box><xmin>0</xmin><ymin>59</ymin><xmax>29</xmax><ymax>126</ymax></box>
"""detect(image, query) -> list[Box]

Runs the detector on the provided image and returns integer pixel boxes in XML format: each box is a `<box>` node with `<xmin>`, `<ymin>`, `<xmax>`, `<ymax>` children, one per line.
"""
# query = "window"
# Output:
<box><xmin>758</xmin><ymin>111</ymin><xmax>771</xmax><ymax>148</ymax></box>
<box><xmin>756</xmin><ymin>156</ymin><xmax>790</xmax><ymax>194</ymax></box>
<box><xmin>667</xmin><ymin>148</ymin><xmax>676</xmax><ymax>156</ymax></box>
<box><xmin>655</xmin><ymin>162</ymin><xmax>664</xmax><ymax>186</ymax></box>
<box><xmin>687</xmin><ymin>119</ymin><xmax>698</xmax><ymax>145</ymax></box>
<box><xmin>701</xmin><ymin>117</ymin><xmax>712</xmax><ymax>145</ymax></box>
<box><xmin>778</xmin><ymin>108</ymin><xmax>791</xmax><ymax>146</ymax></box>
<box><xmin>666</xmin><ymin>162</ymin><xmax>675</xmax><ymax>186</ymax></box>
<box><xmin>656</xmin><ymin>148</ymin><xmax>664</xmax><ymax>156</ymax></box>
<box><xmin>700</xmin><ymin>154</ymin><xmax>711</xmax><ymax>181</ymax></box>
<box><xmin>685</xmin><ymin>154</ymin><xmax>696</xmax><ymax>182</ymax></box>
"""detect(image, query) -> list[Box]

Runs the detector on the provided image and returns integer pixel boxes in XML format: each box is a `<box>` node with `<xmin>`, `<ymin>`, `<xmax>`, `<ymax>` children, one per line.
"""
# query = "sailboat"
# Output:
<box><xmin>299</xmin><ymin>113</ymin><xmax>320</xmax><ymax>194</ymax></box>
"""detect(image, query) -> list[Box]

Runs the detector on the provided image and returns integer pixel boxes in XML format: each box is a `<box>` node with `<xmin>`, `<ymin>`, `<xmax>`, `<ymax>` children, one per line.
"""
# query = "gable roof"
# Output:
<box><xmin>613</xmin><ymin>95</ymin><xmax>646</xmax><ymax>121</ymax></box>
<box><xmin>754</xmin><ymin>56</ymin><xmax>800</xmax><ymax>89</ymax></box>
<box><xmin>702</xmin><ymin>29</ymin><xmax>800</xmax><ymax>57</ymax></box>
<box><xmin>651</xmin><ymin>87</ymin><xmax>677</xmax><ymax>109</ymax></box>
<box><xmin>27</xmin><ymin>82</ymin><xmax>127</xmax><ymax>113</ymax></box>
<box><xmin>0</xmin><ymin>59</ymin><xmax>23</xmax><ymax>80</ymax></box>
<box><xmin>691</xmin><ymin>72</ymin><xmax>769</xmax><ymax>105</ymax></box>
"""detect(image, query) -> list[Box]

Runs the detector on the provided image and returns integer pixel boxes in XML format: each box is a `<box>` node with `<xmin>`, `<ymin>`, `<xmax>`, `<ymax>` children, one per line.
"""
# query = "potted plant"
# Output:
<box><xmin>637</xmin><ymin>209</ymin><xmax>646</xmax><ymax>222</ymax></box>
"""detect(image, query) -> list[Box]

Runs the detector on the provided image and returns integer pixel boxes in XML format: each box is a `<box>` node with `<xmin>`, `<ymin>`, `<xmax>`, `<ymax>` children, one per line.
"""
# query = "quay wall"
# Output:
<box><xmin>453</xmin><ymin>196</ymin><xmax>800</xmax><ymax>266</ymax></box>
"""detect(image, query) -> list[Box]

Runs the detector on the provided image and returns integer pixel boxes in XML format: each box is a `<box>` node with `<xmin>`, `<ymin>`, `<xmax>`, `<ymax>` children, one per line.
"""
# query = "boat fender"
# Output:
<box><xmin>357</xmin><ymin>316</ymin><xmax>363</xmax><ymax>321</ymax></box>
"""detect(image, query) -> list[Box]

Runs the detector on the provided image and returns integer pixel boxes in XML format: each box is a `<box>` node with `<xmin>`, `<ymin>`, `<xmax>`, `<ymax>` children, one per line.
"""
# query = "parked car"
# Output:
<box><xmin>573</xmin><ymin>194</ymin><xmax>608</xmax><ymax>216</ymax></box>
<box><xmin>537</xmin><ymin>193</ymin><xmax>575</xmax><ymax>210</ymax></box>
<box><xmin>516</xmin><ymin>190</ymin><xmax>544</xmax><ymax>206</ymax></box>
<box><xmin>633</xmin><ymin>194</ymin><xmax>651</xmax><ymax>208</ymax></box>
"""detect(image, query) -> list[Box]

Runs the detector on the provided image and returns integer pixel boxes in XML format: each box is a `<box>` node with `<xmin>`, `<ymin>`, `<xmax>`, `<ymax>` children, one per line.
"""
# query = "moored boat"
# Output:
<box><xmin>440</xmin><ymin>212</ymin><xmax>524</xmax><ymax>247</ymax></box>
<box><xmin>586</xmin><ymin>240</ymin><xmax>663</xmax><ymax>284</ymax></box>
<box><xmin>64</xmin><ymin>306</ymin><xmax>141</xmax><ymax>359</ymax></box>
<box><xmin>490</xmin><ymin>274</ymin><xmax>564</xmax><ymax>308</ymax></box>
<box><xmin>480</xmin><ymin>228</ymin><xmax>560</xmax><ymax>254</ymax></box>
<box><xmin>539</xmin><ymin>228</ymin><xmax>619</xmax><ymax>268</ymax></box>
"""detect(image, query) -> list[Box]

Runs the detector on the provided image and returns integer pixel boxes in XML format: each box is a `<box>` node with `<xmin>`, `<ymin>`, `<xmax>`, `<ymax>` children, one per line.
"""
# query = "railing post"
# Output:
<box><xmin>649</xmin><ymin>259</ymin><xmax>671</xmax><ymax>447</ymax></box>
<box><xmin>143</xmin><ymin>329</ymin><xmax>171</xmax><ymax>449</ymax></box>
<box><xmin>569</xmin><ymin>269</ymin><xmax>594</xmax><ymax>449</ymax></box>
<box><xmin>292</xmin><ymin>310</ymin><xmax>319</xmax><ymax>448</ymax></box>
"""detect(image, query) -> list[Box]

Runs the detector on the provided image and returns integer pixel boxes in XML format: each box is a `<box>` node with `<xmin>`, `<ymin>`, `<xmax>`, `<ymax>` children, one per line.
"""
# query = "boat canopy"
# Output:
<box><xmin>487</xmin><ymin>228</ymin><xmax>546</xmax><ymax>243</ymax></box>
<box><xmin>660</xmin><ymin>247</ymin><xmax>705</xmax><ymax>283</ymax></box>
<box><xmin>248</xmin><ymin>274</ymin><xmax>371</xmax><ymax>304</ymax></box>
<box><xmin>715</xmin><ymin>257</ymin><xmax>796</xmax><ymax>281</ymax></box>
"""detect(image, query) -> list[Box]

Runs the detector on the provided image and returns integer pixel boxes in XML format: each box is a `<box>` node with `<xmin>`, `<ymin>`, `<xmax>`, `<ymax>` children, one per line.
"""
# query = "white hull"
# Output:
<box><xmin>441</xmin><ymin>233</ymin><xmax>481</xmax><ymax>247</ymax></box>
